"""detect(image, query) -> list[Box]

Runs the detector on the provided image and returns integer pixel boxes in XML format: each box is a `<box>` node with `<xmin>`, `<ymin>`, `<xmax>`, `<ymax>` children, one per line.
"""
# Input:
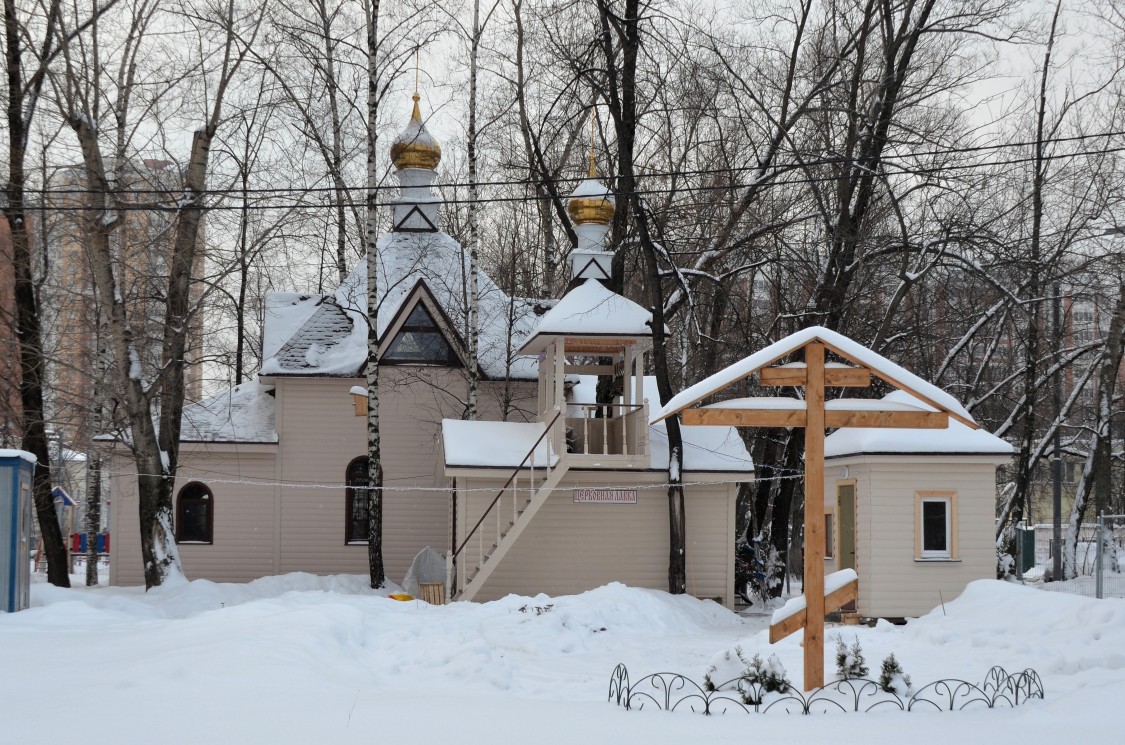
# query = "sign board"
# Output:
<box><xmin>573</xmin><ymin>488</ymin><xmax>637</xmax><ymax>504</ymax></box>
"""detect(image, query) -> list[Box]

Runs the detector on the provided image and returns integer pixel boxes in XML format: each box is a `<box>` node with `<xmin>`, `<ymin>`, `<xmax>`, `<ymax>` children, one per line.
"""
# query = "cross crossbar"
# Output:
<box><xmin>682</xmin><ymin>407</ymin><xmax>948</xmax><ymax>430</ymax></box>
<box><xmin>768</xmin><ymin>577</ymin><xmax>859</xmax><ymax>644</ymax></box>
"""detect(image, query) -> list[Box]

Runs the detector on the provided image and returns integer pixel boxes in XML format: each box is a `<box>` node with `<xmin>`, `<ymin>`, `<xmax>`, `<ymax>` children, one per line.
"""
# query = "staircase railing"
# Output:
<box><xmin>448</xmin><ymin>408</ymin><xmax>564</xmax><ymax>597</ymax></box>
<box><xmin>567</xmin><ymin>402</ymin><xmax>647</xmax><ymax>457</ymax></box>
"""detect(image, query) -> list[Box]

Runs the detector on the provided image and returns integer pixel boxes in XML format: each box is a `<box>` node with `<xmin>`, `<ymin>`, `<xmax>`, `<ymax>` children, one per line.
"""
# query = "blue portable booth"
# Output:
<box><xmin>1</xmin><ymin>450</ymin><xmax>36</xmax><ymax>613</ymax></box>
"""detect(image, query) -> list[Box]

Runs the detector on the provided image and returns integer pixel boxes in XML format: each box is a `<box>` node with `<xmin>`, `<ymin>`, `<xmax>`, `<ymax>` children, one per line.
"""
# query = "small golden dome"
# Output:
<box><xmin>567</xmin><ymin>152</ymin><xmax>614</xmax><ymax>225</ymax></box>
<box><xmin>390</xmin><ymin>94</ymin><xmax>442</xmax><ymax>171</ymax></box>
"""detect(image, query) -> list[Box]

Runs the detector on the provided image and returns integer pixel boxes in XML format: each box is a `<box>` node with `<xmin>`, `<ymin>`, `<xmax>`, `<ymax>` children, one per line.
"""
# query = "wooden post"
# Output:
<box><xmin>803</xmin><ymin>341</ymin><xmax>826</xmax><ymax>690</ymax></box>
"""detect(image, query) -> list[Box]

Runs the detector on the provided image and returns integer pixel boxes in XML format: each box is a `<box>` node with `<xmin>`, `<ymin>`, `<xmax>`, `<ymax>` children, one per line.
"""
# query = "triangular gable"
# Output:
<box><xmin>393</xmin><ymin>204</ymin><xmax>438</xmax><ymax>233</ymax></box>
<box><xmin>652</xmin><ymin>326</ymin><xmax>977</xmax><ymax>428</ymax></box>
<box><xmin>571</xmin><ymin>255</ymin><xmax>612</xmax><ymax>282</ymax></box>
<box><xmin>375</xmin><ymin>280</ymin><xmax>468</xmax><ymax>368</ymax></box>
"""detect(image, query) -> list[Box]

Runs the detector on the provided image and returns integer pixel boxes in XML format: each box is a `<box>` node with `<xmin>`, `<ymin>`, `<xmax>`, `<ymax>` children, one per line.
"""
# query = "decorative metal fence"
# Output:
<box><xmin>607</xmin><ymin>664</ymin><xmax>1044</xmax><ymax>715</ymax></box>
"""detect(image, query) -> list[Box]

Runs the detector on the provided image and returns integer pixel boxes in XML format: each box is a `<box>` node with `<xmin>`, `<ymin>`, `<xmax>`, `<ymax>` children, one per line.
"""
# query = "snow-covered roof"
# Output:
<box><xmin>824</xmin><ymin>392</ymin><xmax>1012</xmax><ymax>458</ymax></box>
<box><xmin>260</xmin><ymin>231</ymin><xmax>545</xmax><ymax>380</ymax></box>
<box><xmin>654</xmin><ymin>326</ymin><xmax>975</xmax><ymax>426</ymax></box>
<box><xmin>262</xmin><ymin>293</ymin><xmax>323</xmax><ymax>362</ymax></box>
<box><xmin>51</xmin><ymin>486</ymin><xmax>77</xmax><ymax>506</ymax></box>
<box><xmin>178</xmin><ymin>381</ymin><xmax>277</xmax><ymax>443</ymax></box>
<box><xmin>0</xmin><ymin>449</ymin><xmax>37</xmax><ymax>464</ymax></box>
<box><xmin>519</xmin><ymin>280</ymin><xmax>660</xmax><ymax>355</ymax></box>
<box><xmin>442</xmin><ymin>420</ymin><xmax>558</xmax><ymax>468</ymax></box>
<box><xmin>441</xmin><ymin>376</ymin><xmax>753</xmax><ymax>473</ymax></box>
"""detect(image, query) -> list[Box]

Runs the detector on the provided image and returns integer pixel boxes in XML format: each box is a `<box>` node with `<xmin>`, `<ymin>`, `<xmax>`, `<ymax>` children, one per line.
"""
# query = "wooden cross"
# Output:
<box><xmin>657</xmin><ymin>330</ymin><xmax>978</xmax><ymax>690</ymax></box>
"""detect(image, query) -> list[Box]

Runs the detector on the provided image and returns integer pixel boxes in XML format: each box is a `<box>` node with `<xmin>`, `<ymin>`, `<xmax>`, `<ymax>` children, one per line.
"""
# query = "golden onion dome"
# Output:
<box><xmin>390</xmin><ymin>94</ymin><xmax>442</xmax><ymax>171</ymax></box>
<box><xmin>566</xmin><ymin>152</ymin><xmax>615</xmax><ymax>225</ymax></box>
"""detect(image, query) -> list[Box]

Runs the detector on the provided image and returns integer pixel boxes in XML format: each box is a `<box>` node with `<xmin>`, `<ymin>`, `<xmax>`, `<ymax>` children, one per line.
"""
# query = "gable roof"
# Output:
<box><xmin>51</xmin><ymin>487</ymin><xmax>77</xmax><ymax>506</ymax></box>
<box><xmin>824</xmin><ymin>392</ymin><xmax>1012</xmax><ymax>458</ymax></box>
<box><xmin>653</xmin><ymin>326</ymin><xmax>976</xmax><ymax>427</ymax></box>
<box><xmin>260</xmin><ymin>230</ymin><xmax>546</xmax><ymax>380</ymax></box>
<box><xmin>379</xmin><ymin>282</ymin><xmax>465</xmax><ymax>366</ymax></box>
<box><xmin>518</xmin><ymin>279</ymin><xmax>661</xmax><ymax>355</ymax></box>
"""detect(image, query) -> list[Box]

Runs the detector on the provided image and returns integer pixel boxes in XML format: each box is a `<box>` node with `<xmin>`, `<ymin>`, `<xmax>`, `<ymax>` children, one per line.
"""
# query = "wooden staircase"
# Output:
<box><xmin>449</xmin><ymin>410</ymin><xmax>568</xmax><ymax>602</ymax></box>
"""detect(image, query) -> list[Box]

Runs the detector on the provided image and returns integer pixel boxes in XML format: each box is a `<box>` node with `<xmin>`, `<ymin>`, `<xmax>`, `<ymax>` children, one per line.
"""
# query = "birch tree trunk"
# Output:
<box><xmin>365</xmin><ymin>0</ymin><xmax>386</xmax><ymax>588</ymax></box>
<box><xmin>465</xmin><ymin>0</ymin><xmax>482</xmax><ymax>420</ymax></box>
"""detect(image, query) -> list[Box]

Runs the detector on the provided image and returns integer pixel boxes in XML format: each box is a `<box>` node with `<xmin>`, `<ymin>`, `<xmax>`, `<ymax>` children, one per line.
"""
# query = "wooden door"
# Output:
<box><xmin>837</xmin><ymin>482</ymin><xmax>857</xmax><ymax>611</ymax></box>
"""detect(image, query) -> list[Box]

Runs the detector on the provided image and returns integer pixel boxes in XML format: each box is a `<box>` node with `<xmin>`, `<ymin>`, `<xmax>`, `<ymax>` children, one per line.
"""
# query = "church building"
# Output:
<box><xmin>107</xmin><ymin>94</ymin><xmax>754</xmax><ymax>605</ymax></box>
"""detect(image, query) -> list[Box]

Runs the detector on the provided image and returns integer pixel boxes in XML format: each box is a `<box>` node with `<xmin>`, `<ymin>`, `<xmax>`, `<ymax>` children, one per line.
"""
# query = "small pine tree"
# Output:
<box><xmin>835</xmin><ymin>634</ymin><xmax>869</xmax><ymax>679</ymax></box>
<box><xmin>704</xmin><ymin>648</ymin><xmax>791</xmax><ymax>701</ymax></box>
<box><xmin>737</xmin><ymin>653</ymin><xmax>791</xmax><ymax>704</ymax></box>
<box><xmin>759</xmin><ymin>654</ymin><xmax>791</xmax><ymax>693</ymax></box>
<box><xmin>878</xmin><ymin>653</ymin><xmax>912</xmax><ymax>695</ymax></box>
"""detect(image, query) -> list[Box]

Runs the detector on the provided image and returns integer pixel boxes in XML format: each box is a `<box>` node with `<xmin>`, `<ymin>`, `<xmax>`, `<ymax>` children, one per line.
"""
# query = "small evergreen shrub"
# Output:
<box><xmin>704</xmin><ymin>646</ymin><xmax>750</xmax><ymax>691</ymax></box>
<box><xmin>835</xmin><ymin>635</ymin><xmax>869</xmax><ymax>679</ymax></box>
<box><xmin>753</xmin><ymin>653</ymin><xmax>791</xmax><ymax>694</ymax></box>
<box><xmin>878</xmin><ymin>653</ymin><xmax>912</xmax><ymax>696</ymax></box>
<box><xmin>703</xmin><ymin>648</ymin><xmax>791</xmax><ymax>703</ymax></box>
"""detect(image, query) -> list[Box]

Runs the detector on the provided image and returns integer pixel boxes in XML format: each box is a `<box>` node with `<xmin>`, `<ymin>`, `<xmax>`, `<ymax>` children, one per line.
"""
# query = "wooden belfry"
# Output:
<box><xmin>653</xmin><ymin>327</ymin><xmax>978</xmax><ymax>690</ymax></box>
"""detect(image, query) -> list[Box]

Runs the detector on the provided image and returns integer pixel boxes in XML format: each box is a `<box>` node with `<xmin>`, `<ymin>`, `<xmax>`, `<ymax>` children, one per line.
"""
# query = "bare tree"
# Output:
<box><xmin>3</xmin><ymin>0</ymin><xmax>101</xmax><ymax>588</ymax></box>
<box><xmin>50</xmin><ymin>0</ymin><xmax>262</xmax><ymax>588</ymax></box>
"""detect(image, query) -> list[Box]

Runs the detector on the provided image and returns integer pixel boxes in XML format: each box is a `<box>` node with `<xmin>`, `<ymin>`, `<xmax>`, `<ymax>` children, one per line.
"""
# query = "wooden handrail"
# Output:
<box><xmin>452</xmin><ymin>409</ymin><xmax>563</xmax><ymax>562</ymax></box>
<box><xmin>570</xmin><ymin>403</ymin><xmax>644</xmax><ymax>412</ymax></box>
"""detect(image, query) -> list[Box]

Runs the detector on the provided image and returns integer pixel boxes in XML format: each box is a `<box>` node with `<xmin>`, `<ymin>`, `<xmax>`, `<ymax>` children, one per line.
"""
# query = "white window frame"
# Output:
<box><xmin>915</xmin><ymin>491</ymin><xmax>958</xmax><ymax>560</ymax></box>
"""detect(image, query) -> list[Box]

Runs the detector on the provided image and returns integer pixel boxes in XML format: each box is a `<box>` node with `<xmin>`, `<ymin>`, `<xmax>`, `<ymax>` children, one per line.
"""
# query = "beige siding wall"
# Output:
<box><xmin>274</xmin><ymin>376</ymin><xmax>369</xmax><ymax>577</ymax></box>
<box><xmin>826</xmin><ymin>457</ymin><xmax>998</xmax><ymax>618</ymax></box>
<box><xmin>454</xmin><ymin>470</ymin><xmax>736</xmax><ymax>606</ymax></box>
<box><xmin>109</xmin><ymin>447</ymin><xmax>278</xmax><ymax>586</ymax></box>
<box><xmin>109</xmin><ymin>370</ymin><xmax>535</xmax><ymax>587</ymax></box>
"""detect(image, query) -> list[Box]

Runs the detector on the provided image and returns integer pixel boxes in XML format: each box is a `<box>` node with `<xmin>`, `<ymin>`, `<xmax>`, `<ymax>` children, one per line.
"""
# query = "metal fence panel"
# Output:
<box><xmin>1027</xmin><ymin>518</ymin><xmax>1125</xmax><ymax>599</ymax></box>
<box><xmin>1097</xmin><ymin>514</ymin><xmax>1124</xmax><ymax>600</ymax></box>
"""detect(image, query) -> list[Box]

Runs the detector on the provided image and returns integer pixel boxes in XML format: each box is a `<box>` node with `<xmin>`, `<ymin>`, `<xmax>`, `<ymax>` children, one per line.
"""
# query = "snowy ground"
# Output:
<box><xmin>2</xmin><ymin>575</ymin><xmax>1123</xmax><ymax>744</ymax></box>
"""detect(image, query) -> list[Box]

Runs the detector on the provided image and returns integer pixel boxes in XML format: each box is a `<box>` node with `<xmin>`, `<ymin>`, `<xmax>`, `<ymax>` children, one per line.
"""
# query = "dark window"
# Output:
<box><xmin>824</xmin><ymin>512</ymin><xmax>835</xmax><ymax>559</ymax></box>
<box><xmin>383</xmin><ymin>303</ymin><xmax>457</xmax><ymax>365</ymax></box>
<box><xmin>176</xmin><ymin>482</ymin><xmax>213</xmax><ymax>543</ymax></box>
<box><xmin>346</xmin><ymin>457</ymin><xmax>370</xmax><ymax>544</ymax></box>
<box><xmin>921</xmin><ymin>500</ymin><xmax>949</xmax><ymax>556</ymax></box>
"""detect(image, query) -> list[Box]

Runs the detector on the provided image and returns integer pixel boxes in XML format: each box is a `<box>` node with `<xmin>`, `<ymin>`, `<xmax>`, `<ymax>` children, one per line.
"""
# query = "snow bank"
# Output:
<box><xmin>5</xmin><ymin>575</ymin><xmax>1125</xmax><ymax>744</ymax></box>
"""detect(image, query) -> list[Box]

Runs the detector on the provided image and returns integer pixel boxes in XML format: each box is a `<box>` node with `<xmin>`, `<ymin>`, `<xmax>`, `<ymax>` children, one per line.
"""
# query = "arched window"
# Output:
<box><xmin>176</xmin><ymin>482</ymin><xmax>213</xmax><ymax>544</ymax></box>
<box><xmin>346</xmin><ymin>457</ymin><xmax>370</xmax><ymax>544</ymax></box>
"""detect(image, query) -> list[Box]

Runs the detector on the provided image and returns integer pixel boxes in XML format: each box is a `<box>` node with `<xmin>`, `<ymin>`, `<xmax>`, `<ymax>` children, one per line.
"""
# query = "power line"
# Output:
<box><xmin>13</xmin><ymin>131</ymin><xmax>1125</xmax><ymax>211</ymax></box>
<box><xmin>105</xmin><ymin>472</ymin><xmax>781</xmax><ymax>492</ymax></box>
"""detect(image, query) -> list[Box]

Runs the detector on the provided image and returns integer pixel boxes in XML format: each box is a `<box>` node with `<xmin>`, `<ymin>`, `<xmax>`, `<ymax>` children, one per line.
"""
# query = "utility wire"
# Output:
<box><xmin>104</xmin><ymin>472</ymin><xmax>790</xmax><ymax>492</ymax></box>
<box><xmin>14</xmin><ymin>135</ymin><xmax>1125</xmax><ymax>212</ymax></box>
